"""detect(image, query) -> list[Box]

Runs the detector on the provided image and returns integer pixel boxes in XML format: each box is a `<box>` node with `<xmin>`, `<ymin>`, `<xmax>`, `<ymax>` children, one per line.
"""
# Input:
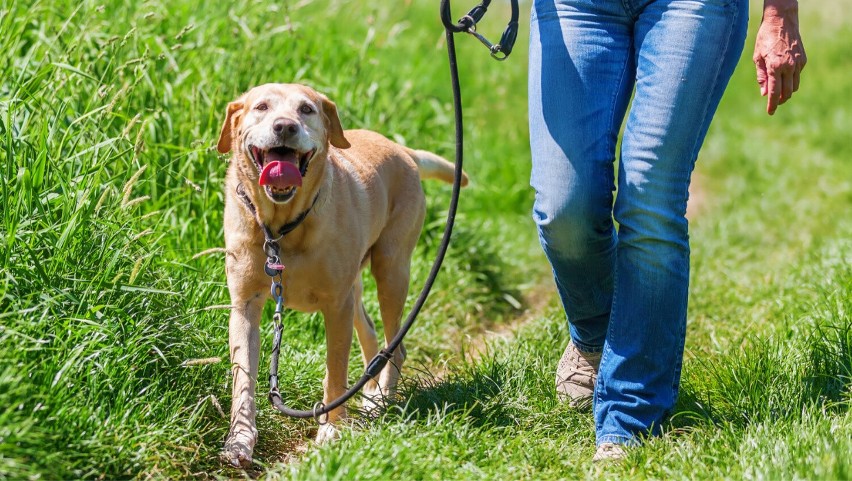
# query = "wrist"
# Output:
<box><xmin>763</xmin><ymin>0</ymin><xmax>798</xmax><ymax>17</ymax></box>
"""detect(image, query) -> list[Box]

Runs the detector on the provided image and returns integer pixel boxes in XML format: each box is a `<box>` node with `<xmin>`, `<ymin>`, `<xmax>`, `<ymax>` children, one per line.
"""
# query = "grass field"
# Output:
<box><xmin>1</xmin><ymin>0</ymin><xmax>849</xmax><ymax>479</ymax></box>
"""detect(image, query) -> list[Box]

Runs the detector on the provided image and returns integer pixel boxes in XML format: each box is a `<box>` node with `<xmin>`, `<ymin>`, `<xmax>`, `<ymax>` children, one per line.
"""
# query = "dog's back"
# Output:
<box><xmin>331</xmin><ymin>129</ymin><xmax>466</xmax><ymax>190</ymax></box>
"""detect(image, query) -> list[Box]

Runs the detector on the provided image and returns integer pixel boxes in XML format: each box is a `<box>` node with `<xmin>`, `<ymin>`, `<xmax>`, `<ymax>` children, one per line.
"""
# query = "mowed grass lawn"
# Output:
<box><xmin>1</xmin><ymin>0</ymin><xmax>849</xmax><ymax>479</ymax></box>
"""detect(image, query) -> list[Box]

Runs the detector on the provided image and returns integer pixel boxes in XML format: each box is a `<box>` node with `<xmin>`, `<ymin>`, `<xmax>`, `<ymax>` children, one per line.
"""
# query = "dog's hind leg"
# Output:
<box><xmin>370</xmin><ymin>253</ymin><xmax>412</xmax><ymax>401</ymax></box>
<box><xmin>353</xmin><ymin>277</ymin><xmax>379</xmax><ymax>369</ymax></box>
<box><xmin>352</xmin><ymin>277</ymin><xmax>382</xmax><ymax>410</ymax></box>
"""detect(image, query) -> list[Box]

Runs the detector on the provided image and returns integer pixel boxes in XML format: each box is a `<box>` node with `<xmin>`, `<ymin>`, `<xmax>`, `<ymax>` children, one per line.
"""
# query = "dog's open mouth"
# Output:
<box><xmin>249</xmin><ymin>145</ymin><xmax>316</xmax><ymax>201</ymax></box>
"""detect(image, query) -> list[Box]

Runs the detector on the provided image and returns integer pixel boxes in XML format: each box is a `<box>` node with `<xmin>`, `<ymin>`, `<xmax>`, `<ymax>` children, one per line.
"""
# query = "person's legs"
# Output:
<box><xmin>594</xmin><ymin>0</ymin><xmax>748</xmax><ymax>446</ymax></box>
<box><xmin>529</xmin><ymin>0</ymin><xmax>635</xmax><ymax>353</ymax></box>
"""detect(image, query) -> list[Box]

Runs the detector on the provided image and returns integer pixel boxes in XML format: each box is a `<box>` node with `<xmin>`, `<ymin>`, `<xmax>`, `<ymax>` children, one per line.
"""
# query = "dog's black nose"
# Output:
<box><xmin>273</xmin><ymin>118</ymin><xmax>298</xmax><ymax>136</ymax></box>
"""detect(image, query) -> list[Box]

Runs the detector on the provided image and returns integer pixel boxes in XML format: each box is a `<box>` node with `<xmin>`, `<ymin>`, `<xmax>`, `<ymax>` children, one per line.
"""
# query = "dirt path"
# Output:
<box><xmin>454</xmin><ymin>280</ymin><xmax>556</xmax><ymax>366</ymax></box>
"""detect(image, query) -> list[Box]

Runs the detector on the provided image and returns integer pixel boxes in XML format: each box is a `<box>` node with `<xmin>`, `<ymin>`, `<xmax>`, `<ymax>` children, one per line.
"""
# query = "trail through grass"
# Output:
<box><xmin>1</xmin><ymin>1</ymin><xmax>850</xmax><ymax>479</ymax></box>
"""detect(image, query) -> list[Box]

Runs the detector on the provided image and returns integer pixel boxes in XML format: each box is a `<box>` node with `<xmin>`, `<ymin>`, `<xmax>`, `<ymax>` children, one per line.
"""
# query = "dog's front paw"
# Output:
<box><xmin>314</xmin><ymin>423</ymin><xmax>341</xmax><ymax>444</ymax></box>
<box><xmin>221</xmin><ymin>430</ymin><xmax>257</xmax><ymax>468</ymax></box>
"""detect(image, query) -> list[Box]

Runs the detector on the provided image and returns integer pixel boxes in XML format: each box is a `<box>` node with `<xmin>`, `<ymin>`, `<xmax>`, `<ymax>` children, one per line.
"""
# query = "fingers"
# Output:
<box><xmin>781</xmin><ymin>70</ymin><xmax>794</xmax><ymax>105</ymax></box>
<box><xmin>767</xmin><ymin>59</ymin><xmax>805</xmax><ymax>114</ymax></box>
<box><xmin>793</xmin><ymin>67</ymin><xmax>801</xmax><ymax>93</ymax></box>
<box><xmin>755</xmin><ymin>57</ymin><xmax>768</xmax><ymax>97</ymax></box>
<box><xmin>766</xmin><ymin>65</ymin><xmax>780</xmax><ymax>115</ymax></box>
<box><xmin>792</xmin><ymin>51</ymin><xmax>805</xmax><ymax>94</ymax></box>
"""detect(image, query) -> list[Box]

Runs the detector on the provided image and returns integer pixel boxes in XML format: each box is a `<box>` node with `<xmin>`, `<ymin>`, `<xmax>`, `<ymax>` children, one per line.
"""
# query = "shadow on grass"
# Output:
<box><xmin>358</xmin><ymin>361</ymin><xmax>520</xmax><ymax>430</ymax></box>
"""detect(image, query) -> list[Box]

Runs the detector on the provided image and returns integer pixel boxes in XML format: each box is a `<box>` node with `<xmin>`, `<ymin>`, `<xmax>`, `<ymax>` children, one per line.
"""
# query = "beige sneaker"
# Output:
<box><xmin>555</xmin><ymin>341</ymin><xmax>601</xmax><ymax>407</ymax></box>
<box><xmin>592</xmin><ymin>442</ymin><xmax>627</xmax><ymax>462</ymax></box>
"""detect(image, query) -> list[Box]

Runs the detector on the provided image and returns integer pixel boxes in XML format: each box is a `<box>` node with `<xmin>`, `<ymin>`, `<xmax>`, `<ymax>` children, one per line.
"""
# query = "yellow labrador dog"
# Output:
<box><xmin>216</xmin><ymin>83</ymin><xmax>466</xmax><ymax>467</ymax></box>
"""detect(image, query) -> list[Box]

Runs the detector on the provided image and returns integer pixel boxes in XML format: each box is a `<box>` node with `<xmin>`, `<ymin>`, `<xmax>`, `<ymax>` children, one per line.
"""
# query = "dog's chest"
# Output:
<box><xmin>279</xmin><ymin>281</ymin><xmax>321</xmax><ymax>312</ymax></box>
<box><xmin>273</xmin><ymin>251</ymin><xmax>358</xmax><ymax>313</ymax></box>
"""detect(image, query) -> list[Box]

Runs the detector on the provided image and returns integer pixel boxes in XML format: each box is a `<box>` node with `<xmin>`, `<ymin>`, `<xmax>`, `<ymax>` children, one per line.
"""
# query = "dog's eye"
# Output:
<box><xmin>299</xmin><ymin>104</ymin><xmax>315</xmax><ymax>114</ymax></box>
<box><xmin>255</xmin><ymin>102</ymin><xmax>268</xmax><ymax>112</ymax></box>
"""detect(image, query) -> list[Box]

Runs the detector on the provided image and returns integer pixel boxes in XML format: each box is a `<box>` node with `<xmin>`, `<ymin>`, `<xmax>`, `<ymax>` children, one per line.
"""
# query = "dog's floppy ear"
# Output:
<box><xmin>217</xmin><ymin>98</ymin><xmax>245</xmax><ymax>154</ymax></box>
<box><xmin>320</xmin><ymin>95</ymin><xmax>351</xmax><ymax>149</ymax></box>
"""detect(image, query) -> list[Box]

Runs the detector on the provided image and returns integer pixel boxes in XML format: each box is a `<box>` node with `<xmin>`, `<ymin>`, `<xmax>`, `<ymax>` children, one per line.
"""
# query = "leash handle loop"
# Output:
<box><xmin>441</xmin><ymin>0</ymin><xmax>491</xmax><ymax>32</ymax></box>
<box><xmin>440</xmin><ymin>0</ymin><xmax>519</xmax><ymax>60</ymax></box>
<box><xmin>493</xmin><ymin>19</ymin><xmax>518</xmax><ymax>60</ymax></box>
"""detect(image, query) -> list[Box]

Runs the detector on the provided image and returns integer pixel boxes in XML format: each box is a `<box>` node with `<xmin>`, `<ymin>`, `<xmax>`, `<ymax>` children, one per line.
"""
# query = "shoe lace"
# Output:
<box><xmin>559</xmin><ymin>345</ymin><xmax>598</xmax><ymax>381</ymax></box>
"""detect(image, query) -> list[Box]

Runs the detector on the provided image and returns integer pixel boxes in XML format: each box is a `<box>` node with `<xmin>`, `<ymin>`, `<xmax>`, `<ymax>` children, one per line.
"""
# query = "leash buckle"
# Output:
<box><xmin>464</xmin><ymin>19</ymin><xmax>517</xmax><ymax>62</ymax></box>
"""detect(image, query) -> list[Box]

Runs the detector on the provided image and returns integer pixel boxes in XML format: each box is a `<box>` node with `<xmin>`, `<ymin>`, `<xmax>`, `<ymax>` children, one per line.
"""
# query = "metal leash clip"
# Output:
<box><xmin>463</xmin><ymin>19</ymin><xmax>515</xmax><ymax>61</ymax></box>
<box><xmin>441</xmin><ymin>0</ymin><xmax>519</xmax><ymax>61</ymax></box>
<box><xmin>313</xmin><ymin>402</ymin><xmax>329</xmax><ymax>425</ymax></box>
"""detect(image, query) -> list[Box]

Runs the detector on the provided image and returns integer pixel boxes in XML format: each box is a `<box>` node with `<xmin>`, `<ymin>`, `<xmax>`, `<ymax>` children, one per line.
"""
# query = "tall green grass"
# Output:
<box><xmin>1</xmin><ymin>0</ymin><xmax>849</xmax><ymax>479</ymax></box>
<box><xmin>1</xmin><ymin>0</ymin><xmax>534</xmax><ymax>478</ymax></box>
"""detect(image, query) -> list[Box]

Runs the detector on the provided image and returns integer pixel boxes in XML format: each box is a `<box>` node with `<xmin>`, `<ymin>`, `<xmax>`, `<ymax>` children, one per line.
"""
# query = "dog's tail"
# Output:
<box><xmin>407</xmin><ymin>149</ymin><xmax>469</xmax><ymax>187</ymax></box>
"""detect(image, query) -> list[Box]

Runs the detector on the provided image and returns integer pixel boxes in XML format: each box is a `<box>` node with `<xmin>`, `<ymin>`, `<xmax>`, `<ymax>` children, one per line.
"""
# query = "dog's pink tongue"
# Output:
<box><xmin>259</xmin><ymin>161</ymin><xmax>302</xmax><ymax>188</ymax></box>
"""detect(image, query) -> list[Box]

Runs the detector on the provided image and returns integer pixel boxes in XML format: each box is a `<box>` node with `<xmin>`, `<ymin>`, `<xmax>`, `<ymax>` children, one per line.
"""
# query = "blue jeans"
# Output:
<box><xmin>529</xmin><ymin>0</ymin><xmax>747</xmax><ymax>445</ymax></box>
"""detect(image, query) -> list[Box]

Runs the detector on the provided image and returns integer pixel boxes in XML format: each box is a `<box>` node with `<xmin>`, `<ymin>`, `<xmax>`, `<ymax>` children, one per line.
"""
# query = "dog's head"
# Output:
<box><xmin>217</xmin><ymin>83</ymin><xmax>350</xmax><ymax>204</ymax></box>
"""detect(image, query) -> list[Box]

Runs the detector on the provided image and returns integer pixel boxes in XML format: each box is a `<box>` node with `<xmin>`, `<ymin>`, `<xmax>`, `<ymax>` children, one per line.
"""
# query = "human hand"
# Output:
<box><xmin>752</xmin><ymin>1</ymin><xmax>806</xmax><ymax>115</ymax></box>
